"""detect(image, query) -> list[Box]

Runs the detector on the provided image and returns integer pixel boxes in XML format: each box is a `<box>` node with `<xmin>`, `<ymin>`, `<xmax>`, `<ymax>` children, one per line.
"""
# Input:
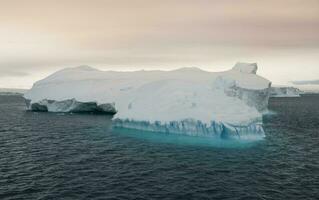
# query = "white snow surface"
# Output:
<box><xmin>232</xmin><ymin>62</ymin><xmax>258</xmax><ymax>74</ymax></box>
<box><xmin>25</xmin><ymin>63</ymin><xmax>271</xmax><ymax>126</ymax></box>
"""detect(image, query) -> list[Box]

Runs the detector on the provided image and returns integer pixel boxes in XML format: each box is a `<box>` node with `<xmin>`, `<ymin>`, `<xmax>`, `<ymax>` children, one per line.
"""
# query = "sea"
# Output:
<box><xmin>0</xmin><ymin>94</ymin><xmax>318</xmax><ymax>200</ymax></box>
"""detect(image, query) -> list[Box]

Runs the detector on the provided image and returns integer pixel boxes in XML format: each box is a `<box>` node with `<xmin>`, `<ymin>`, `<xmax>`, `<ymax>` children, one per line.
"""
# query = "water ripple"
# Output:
<box><xmin>0</xmin><ymin>95</ymin><xmax>318</xmax><ymax>199</ymax></box>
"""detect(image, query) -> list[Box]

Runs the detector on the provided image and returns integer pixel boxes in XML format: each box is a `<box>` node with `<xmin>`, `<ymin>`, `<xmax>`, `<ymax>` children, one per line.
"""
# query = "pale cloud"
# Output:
<box><xmin>0</xmin><ymin>0</ymin><xmax>319</xmax><ymax>88</ymax></box>
<box><xmin>0</xmin><ymin>70</ymin><xmax>28</xmax><ymax>77</ymax></box>
<box><xmin>292</xmin><ymin>80</ymin><xmax>319</xmax><ymax>85</ymax></box>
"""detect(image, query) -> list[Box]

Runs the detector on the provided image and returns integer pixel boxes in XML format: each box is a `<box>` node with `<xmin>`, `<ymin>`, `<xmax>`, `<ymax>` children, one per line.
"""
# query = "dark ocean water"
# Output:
<box><xmin>0</xmin><ymin>95</ymin><xmax>318</xmax><ymax>200</ymax></box>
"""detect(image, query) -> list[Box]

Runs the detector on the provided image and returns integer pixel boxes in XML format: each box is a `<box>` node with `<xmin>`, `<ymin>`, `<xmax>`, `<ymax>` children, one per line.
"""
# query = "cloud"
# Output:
<box><xmin>292</xmin><ymin>80</ymin><xmax>319</xmax><ymax>85</ymax></box>
<box><xmin>1</xmin><ymin>0</ymin><xmax>319</xmax><ymax>50</ymax></box>
<box><xmin>0</xmin><ymin>0</ymin><xmax>319</xmax><ymax>88</ymax></box>
<box><xmin>0</xmin><ymin>70</ymin><xmax>29</xmax><ymax>77</ymax></box>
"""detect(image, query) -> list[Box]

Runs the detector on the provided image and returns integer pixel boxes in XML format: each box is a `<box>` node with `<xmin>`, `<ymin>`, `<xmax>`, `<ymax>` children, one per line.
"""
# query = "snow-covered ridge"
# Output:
<box><xmin>24</xmin><ymin>62</ymin><xmax>271</xmax><ymax>140</ymax></box>
<box><xmin>232</xmin><ymin>62</ymin><xmax>258</xmax><ymax>74</ymax></box>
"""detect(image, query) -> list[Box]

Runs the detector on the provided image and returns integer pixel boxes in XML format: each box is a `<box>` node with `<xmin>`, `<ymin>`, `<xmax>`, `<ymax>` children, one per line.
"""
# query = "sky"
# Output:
<box><xmin>0</xmin><ymin>0</ymin><xmax>319</xmax><ymax>89</ymax></box>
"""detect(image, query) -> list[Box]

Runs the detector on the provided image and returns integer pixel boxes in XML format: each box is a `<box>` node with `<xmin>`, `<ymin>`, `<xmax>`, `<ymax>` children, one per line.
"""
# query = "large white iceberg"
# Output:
<box><xmin>24</xmin><ymin>62</ymin><xmax>271</xmax><ymax>140</ymax></box>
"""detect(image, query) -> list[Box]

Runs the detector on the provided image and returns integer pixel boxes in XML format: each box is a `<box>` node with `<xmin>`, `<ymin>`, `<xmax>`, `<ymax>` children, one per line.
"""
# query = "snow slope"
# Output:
<box><xmin>24</xmin><ymin>62</ymin><xmax>271</xmax><ymax>140</ymax></box>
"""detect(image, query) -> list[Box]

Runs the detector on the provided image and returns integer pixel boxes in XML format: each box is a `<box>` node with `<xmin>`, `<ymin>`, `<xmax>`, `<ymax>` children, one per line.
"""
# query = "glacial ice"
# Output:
<box><xmin>113</xmin><ymin>119</ymin><xmax>265</xmax><ymax>140</ymax></box>
<box><xmin>25</xmin><ymin>98</ymin><xmax>116</xmax><ymax>113</ymax></box>
<box><xmin>270</xmin><ymin>86</ymin><xmax>301</xmax><ymax>97</ymax></box>
<box><xmin>24</xmin><ymin>62</ymin><xmax>271</xmax><ymax>140</ymax></box>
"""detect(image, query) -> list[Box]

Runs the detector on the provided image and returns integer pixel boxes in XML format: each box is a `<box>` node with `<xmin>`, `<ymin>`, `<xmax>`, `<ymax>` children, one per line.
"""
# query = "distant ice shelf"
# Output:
<box><xmin>24</xmin><ymin>62</ymin><xmax>271</xmax><ymax>140</ymax></box>
<box><xmin>270</xmin><ymin>86</ymin><xmax>301</xmax><ymax>97</ymax></box>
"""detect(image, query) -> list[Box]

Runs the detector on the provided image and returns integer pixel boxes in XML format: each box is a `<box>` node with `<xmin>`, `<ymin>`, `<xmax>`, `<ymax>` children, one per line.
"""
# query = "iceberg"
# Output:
<box><xmin>24</xmin><ymin>62</ymin><xmax>271</xmax><ymax>140</ymax></box>
<box><xmin>270</xmin><ymin>86</ymin><xmax>301</xmax><ymax>97</ymax></box>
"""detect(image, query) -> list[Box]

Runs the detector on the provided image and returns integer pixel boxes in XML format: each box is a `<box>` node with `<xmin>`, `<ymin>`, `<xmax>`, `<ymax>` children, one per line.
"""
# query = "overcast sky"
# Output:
<box><xmin>1</xmin><ymin>0</ymin><xmax>319</xmax><ymax>89</ymax></box>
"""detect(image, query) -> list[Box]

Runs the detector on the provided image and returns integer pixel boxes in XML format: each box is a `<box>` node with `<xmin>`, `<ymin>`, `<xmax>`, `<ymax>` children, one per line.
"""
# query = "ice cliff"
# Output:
<box><xmin>24</xmin><ymin>62</ymin><xmax>271</xmax><ymax>140</ymax></box>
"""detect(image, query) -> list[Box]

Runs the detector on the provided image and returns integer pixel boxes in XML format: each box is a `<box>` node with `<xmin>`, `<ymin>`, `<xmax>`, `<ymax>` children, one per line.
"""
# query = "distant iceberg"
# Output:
<box><xmin>270</xmin><ymin>86</ymin><xmax>301</xmax><ymax>97</ymax></box>
<box><xmin>24</xmin><ymin>62</ymin><xmax>271</xmax><ymax>140</ymax></box>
